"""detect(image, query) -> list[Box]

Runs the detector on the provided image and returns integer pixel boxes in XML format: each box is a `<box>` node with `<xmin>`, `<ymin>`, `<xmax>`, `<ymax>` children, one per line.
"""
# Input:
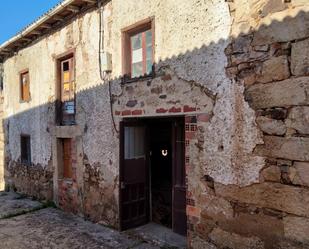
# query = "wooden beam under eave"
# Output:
<box><xmin>40</xmin><ymin>23</ymin><xmax>52</xmax><ymax>29</ymax></box>
<box><xmin>53</xmin><ymin>15</ymin><xmax>64</xmax><ymax>21</ymax></box>
<box><xmin>20</xmin><ymin>37</ymin><xmax>32</xmax><ymax>42</ymax></box>
<box><xmin>12</xmin><ymin>43</ymin><xmax>23</xmax><ymax>50</ymax></box>
<box><xmin>31</xmin><ymin>30</ymin><xmax>41</xmax><ymax>35</ymax></box>
<box><xmin>67</xmin><ymin>5</ymin><xmax>80</xmax><ymax>13</ymax></box>
<box><xmin>82</xmin><ymin>0</ymin><xmax>97</xmax><ymax>4</ymax></box>
<box><xmin>0</xmin><ymin>51</ymin><xmax>10</xmax><ymax>55</ymax></box>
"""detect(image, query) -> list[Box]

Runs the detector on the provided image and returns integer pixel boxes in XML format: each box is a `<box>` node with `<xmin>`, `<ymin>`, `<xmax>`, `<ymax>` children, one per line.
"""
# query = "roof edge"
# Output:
<box><xmin>0</xmin><ymin>0</ymin><xmax>75</xmax><ymax>49</ymax></box>
<box><xmin>0</xmin><ymin>0</ymin><xmax>108</xmax><ymax>60</ymax></box>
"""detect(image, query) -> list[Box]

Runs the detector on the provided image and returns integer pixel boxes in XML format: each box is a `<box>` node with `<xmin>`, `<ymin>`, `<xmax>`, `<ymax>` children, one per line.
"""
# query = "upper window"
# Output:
<box><xmin>20</xmin><ymin>70</ymin><xmax>30</xmax><ymax>102</ymax></box>
<box><xmin>122</xmin><ymin>19</ymin><xmax>154</xmax><ymax>81</ymax></box>
<box><xmin>20</xmin><ymin>134</ymin><xmax>31</xmax><ymax>165</ymax></box>
<box><xmin>58</xmin><ymin>55</ymin><xmax>75</xmax><ymax>125</ymax></box>
<box><xmin>131</xmin><ymin>29</ymin><xmax>153</xmax><ymax>78</ymax></box>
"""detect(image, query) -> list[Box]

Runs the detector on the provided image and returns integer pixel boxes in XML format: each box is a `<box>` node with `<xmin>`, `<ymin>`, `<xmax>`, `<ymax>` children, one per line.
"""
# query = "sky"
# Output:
<box><xmin>0</xmin><ymin>0</ymin><xmax>62</xmax><ymax>44</ymax></box>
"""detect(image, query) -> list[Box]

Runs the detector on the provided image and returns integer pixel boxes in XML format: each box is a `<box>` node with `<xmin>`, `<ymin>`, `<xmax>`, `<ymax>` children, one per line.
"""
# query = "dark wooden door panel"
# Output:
<box><xmin>173</xmin><ymin>186</ymin><xmax>187</xmax><ymax>235</ymax></box>
<box><xmin>120</xmin><ymin>122</ymin><xmax>149</xmax><ymax>230</ymax></box>
<box><xmin>124</xmin><ymin>159</ymin><xmax>146</xmax><ymax>183</ymax></box>
<box><xmin>172</xmin><ymin>119</ymin><xmax>187</xmax><ymax>236</ymax></box>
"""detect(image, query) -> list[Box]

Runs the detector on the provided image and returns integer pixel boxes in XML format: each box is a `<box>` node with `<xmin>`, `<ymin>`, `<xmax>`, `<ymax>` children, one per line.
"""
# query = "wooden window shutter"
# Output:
<box><xmin>20</xmin><ymin>71</ymin><xmax>30</xmax><ymax>102</ymax></box>
<box><xmin>63</xmin><ymin>138</ymin><xmax>72</xmax><ymax>178</ymax></box>
<box><xmin>24</xmin><ymin>72</ymin><xmax>30</xmax><ymax>101</ymax></box>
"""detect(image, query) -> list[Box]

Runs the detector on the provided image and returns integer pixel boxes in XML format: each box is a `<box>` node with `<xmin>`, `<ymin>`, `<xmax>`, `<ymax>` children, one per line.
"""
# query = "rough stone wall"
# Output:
<box><xmin>186</xmin><ymin>1</ymin><xmax>309</xmax><ymax>249</ymax></box>
<box><xmin>5</xmin><ymin>161</ymin><xmax>53</xmax><ymax>200</ymax></box>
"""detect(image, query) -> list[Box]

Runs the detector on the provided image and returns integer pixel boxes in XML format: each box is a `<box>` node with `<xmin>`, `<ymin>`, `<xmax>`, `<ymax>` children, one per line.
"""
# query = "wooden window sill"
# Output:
<box><xmin>121</xmin><ymin>72</ymin><xmax>155</xmax><ymax>84</ymax></box>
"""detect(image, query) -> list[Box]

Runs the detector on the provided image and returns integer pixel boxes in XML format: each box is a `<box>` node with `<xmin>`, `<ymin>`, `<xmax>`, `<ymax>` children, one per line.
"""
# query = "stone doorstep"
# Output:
<box><xmin>125</xmin><ymin>222</ymin><xmax>187</xmax><ymax>249</ymax></box>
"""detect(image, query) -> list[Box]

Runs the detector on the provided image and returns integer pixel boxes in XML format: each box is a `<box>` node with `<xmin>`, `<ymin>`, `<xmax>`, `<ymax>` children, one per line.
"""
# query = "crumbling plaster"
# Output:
<box><xmin>110</xmin><ymin>0</ymin><xmax>265</xmax><ymax>186</ymax></box>
<box><xmin>2</xmin><ymin>0</ymin><xmax>267</xmax><ymax>196</ymax></box>
<box><xmin>2</xmin><ymin>8</ymin><xmax>117</xmax><ymax>168</ymax></box>
<box><xmin>2</xmin><ymin>7</ymin><xmax>119</xmax><ymax>209</ymax></box>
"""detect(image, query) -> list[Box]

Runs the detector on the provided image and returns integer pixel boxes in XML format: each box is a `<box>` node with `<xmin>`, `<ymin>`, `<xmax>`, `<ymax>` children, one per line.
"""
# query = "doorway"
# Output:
<box><xmin>149</xmin><ymin>120</ymin><xmax>172</xmax><ymax>228</ymax></box>
<box><xmin>119</xmin><ymin>117</ymin><xmax>187</xmax><ymax>236</ymax></box>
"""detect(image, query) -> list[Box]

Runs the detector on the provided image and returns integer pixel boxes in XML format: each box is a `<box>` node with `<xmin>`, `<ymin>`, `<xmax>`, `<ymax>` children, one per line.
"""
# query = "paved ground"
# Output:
<box><xmin>0</xmin><ymin>191</ymin><xmax>44</xmax><ymax>219</ymax></box>
<box><xmin>0</xmin><ymin>192</ymin><xmax>185</xmax><ymax>249</ymax></box>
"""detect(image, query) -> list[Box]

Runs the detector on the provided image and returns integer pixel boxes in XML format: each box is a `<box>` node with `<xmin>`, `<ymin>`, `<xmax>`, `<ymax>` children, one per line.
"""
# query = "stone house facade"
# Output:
<box><xmin>0</xmin><ymin>0</ymin><xmax>308</xmax><ymax>248</ymax></box>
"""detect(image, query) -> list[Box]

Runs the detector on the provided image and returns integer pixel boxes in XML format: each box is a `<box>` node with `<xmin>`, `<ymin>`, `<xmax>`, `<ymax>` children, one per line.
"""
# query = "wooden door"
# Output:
<box><xmin>62</xmin><ymin>138</ymin><xmax>72</xmax><ymax>179</ymax></box>
<box><xmin>120</xmin><ymin>122</ymin><xmax>149</xmax><ymax>230</ymax></box>
<box><xmin>172</xmin><ymin>119</ymin><xmax>187</xmax><ymax>235</ymax></box>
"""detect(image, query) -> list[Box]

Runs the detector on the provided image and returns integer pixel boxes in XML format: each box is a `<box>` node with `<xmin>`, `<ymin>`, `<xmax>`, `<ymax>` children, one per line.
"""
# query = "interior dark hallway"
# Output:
<box><xmin>149</xmin><ymin>121</ymin><xmax>173</xmax><ymax>228</ymax></box>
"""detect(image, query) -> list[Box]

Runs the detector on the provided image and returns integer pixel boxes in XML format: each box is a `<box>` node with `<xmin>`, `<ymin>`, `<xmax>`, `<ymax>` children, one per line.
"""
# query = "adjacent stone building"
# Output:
<box><xmin>0</xmin><ymin>0</ymin><xmax>308</xmax><ymax>248</ymax></box>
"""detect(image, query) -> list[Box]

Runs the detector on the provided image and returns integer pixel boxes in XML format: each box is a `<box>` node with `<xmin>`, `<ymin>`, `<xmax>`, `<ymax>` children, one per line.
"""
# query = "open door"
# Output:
<box><xmin>120</xmin><ymin>122</ymin><xmax>149</xmax><ymax>230</ymax></box>
<box><xmin>172</xmin><ymin>119</ymin><xmax>187</xmax><ymax>235</ymax></box>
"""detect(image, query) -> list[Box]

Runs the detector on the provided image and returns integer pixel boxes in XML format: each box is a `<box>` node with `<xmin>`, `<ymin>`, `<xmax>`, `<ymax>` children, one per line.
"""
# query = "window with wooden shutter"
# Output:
<box><xmin>62</xmin><ymin>138</ymin><xmax>72</xmax><ymax>179</ymax></box>
<box><xmin>20</xmin><ymin>135</ymin><xmax>31</xmax><ymax>165</ymax></box>
<box><xmin>60</xmin><ymin>57</ymin><xmax>75</xmax><ymax>125</ymax></box>
<box><xmin>20</xmin><ymin>71</ymin><xmax>30</xmax><ymax>102</ymax></box>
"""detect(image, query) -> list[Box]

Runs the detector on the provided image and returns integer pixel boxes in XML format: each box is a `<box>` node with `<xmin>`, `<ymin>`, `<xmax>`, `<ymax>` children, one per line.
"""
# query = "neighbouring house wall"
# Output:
<box><xmin>187</xmin><ymin>1</ymin><xmax>309</xmax><ymax>249</ymax></box>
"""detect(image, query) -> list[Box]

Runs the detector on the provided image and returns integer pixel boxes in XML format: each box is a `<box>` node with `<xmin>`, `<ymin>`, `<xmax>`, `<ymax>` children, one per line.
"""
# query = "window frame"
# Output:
<box><xmin>55</xmin><ymin>50</ymin><xmax>76</xmax><ymax>126</ymax></box>
<box><xmin>122</xmin><ymin>17</ymin><xmax>155</xmax><ymax>83</ymax></box>
<box><xmin>19</xmin><ymin>69</ymin><xmax>31</xmax><ymax>102</ymax></box>
<box><xmin>20</xmin><ymin>134</ymin><xmax>31</xmax><ymax>166</ymax></box>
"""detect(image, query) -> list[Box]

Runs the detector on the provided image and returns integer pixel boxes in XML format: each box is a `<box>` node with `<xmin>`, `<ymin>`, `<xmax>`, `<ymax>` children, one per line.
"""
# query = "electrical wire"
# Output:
<box><xmin>98</xmin><ymin>1</ymin><xmax>118</xmax><ymax>133</ymax></box>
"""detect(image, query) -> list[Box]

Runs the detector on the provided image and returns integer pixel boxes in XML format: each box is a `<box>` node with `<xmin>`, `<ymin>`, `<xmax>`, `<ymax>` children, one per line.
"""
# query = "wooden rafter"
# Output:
<box><xmin>82</xmin><ymin>0</ymin><xmax>97</xmax><ymax>3</ymax></box>
<box><xmin>31</xmin><ymin>30</ymin><xmax>41</xmax><ymax>35</ymax></box>
<box><xmin>40</xmin><ymin>23</ymin><xmax>52</xmax><ymax>29</ymax></box>
<box><xmin>21</xmin><ymin>37</ymin><xmax>32</xmax><ymax>42</ymax></box>
<box><xmin>53</xmin><ymin>15</ymin><xmax>64</xmax><ymax>21</ymax></box>
<box><xmin>67</xmin><ymin>5</ymin><xmax>79</xmax><ymax>13</ymax></box>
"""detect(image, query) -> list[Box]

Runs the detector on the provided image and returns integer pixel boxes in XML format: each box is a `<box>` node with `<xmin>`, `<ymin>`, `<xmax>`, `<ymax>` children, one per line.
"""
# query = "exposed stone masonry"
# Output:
<box><xmin>187</xmin><ymin>2</ymin><xmax>309</xmax><ymax>248</ymax></box>
<box><xmin>5</xmin><ymin>160</ymin><xmax>53</xmax><ymax>201</ymax></box>
<box><xmin>83</xmin><ymin>155</ymin><xmax>118</xmax><ymax>227</ymax></box>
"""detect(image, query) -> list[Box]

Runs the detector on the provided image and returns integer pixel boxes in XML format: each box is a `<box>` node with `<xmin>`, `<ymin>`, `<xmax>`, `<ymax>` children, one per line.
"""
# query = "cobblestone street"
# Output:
<box><xmin>0</xmin><ymin>192</ymin><xmax>183</xmax><ymax>249</ymax></box>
